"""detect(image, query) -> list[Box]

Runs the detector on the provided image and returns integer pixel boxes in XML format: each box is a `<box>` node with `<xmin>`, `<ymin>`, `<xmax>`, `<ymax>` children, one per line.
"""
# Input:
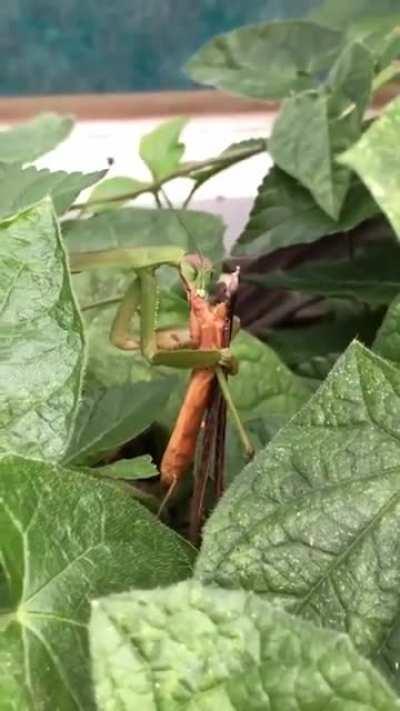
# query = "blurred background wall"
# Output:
<box><xmin>1</xmin><ymin>0</ymin><xmax>321</xmax><ymax>95</ymax></box>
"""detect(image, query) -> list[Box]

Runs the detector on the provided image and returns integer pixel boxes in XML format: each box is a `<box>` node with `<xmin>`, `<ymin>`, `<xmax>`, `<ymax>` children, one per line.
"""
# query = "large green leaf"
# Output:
<box><xmin>63</xmin><ymin>207</ymin><xmax>225</xmax><ymax>264</ymax></box>
<box><xmin>195</xmin><ymin>342</ymin><xmax>400</xmax><ymax>688</ymax></box>
<box><xmin>139</xmin><ymin>117</ymin><xmax>187</xmax><ymax>182</ymax></box>
<box><xmin>90</xmin><ymin>580</ymin><xmax>400</xmax><ymax>711</ymax></box>
<box><xmin>270</xmin><ymin>43</ymin><xmax>373</xmax><ymax>221</ymax></box>
<box><xmin>374</xmin><ymin>296</ymin><xmax>400</xmax><ymax>365</ymax></box>
<box><xmin>0</xmin><ymin>113</ymin><xmax>73</xmax><ymax>164</ymax></box>
<box><xmin>233</xmin><ymin>167</ymin><xmax>378</xmax><ymax>256</ymax></box>
<box><xmin>0</xmin><ymin>163</ymin><xmax>105</xmax><ymax>219</ymax></box>
<box><xmin>64</xmin><ymin>376</ymin><xmax>178</xmax><ymax>466</ymax></box>
<box><xmin>339</xmin><ymin>97</ymin><xmax>400</xmax><ymax>240</ymax></box>
<box><xmin>248</xmin><ymin>244</ymin><xmax>400</xmax><ymax>305</ymax></box>
<box><xmin>0</xmin><ymin>457</ymin><xmax>194</xmax><ymax>711</ymax></box>
<box><xmin>0</xmin><ymin>199</ymin><xmax>84</xmax><ymax>461</ymax></box>
<box><xmin>186</xmin><ymin>20</ymin><xmax>344</xmax><ymax>100</ymax></box>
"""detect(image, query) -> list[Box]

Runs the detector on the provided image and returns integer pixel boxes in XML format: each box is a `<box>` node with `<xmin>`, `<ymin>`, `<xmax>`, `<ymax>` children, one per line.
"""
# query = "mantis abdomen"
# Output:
<box><xmin>160</xmin><ymin>368</ymin><xmax>215</xmax><ymax>488</ymax></box>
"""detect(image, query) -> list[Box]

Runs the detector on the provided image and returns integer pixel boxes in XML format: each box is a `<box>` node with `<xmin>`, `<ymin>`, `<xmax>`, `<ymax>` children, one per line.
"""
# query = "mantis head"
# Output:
<box><xmin>180</xmin><ymin>254</ymin><xmax>213</xmax><ymax>297</ymax></box>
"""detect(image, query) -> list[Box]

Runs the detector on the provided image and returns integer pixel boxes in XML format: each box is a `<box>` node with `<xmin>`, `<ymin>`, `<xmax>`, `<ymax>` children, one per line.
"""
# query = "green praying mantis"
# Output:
<box><xmin>69</xmin><ymin>244</ymin><xmax>254</xmax><ymax>519</ymax></box>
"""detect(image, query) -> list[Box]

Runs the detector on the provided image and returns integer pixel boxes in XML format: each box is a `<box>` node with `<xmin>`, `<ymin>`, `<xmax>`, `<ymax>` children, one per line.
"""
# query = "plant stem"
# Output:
<box><xmin>72</xmin><ymin>139</ymin><xmax>267</xmax><ymax>210</ymax></box>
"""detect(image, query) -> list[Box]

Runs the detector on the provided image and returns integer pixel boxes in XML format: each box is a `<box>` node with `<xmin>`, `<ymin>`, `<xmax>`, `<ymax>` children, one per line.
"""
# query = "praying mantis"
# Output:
<box><xmin>69</xmin><ymin>245</ymin><xmax>254</xmax><ymax>529</ymax></box>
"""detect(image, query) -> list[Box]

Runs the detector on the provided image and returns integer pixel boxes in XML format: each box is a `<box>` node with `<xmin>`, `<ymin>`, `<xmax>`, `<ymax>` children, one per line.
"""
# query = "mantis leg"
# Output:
<box><xmin>110</xmin><ymin>278</ymin><xmax>141</xmax><ymax>350</ymax></box>
<box><xmin>215</xmin><ymin>367</ymin><xmax>254</xmax><ymax>459</ymax></box>
<box><xmin>139</xmin><ymin>269</ymin><xmax>238</xmax><ymax>371</ymax></box>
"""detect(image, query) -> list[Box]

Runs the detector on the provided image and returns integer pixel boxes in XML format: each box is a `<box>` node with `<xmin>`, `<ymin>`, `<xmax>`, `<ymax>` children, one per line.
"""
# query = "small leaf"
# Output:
<box><xmin>89</xmin><ymin>581</ymin><xmax>400</xmax><ymax>711</ymax></box>
<box><xmin>64</xmin><ymin>377</ymin><xmax>178</xmax><ymax>465</ymax></box>
<box><xmin>93</xmin><ymin>455</ymin><xmax>158</xmax><ymax>480</ymax></box>
<box><xmin>0</xmin><ymin>199</ymin><xmax>85</xmax><ymax>461</ymax></box>
<box><xmin>139</xmin><ymin>117</ymin><xmax>187</xmax><ymax>182</ymax></box>
<box><xmin>196</xmin><ymin>342</ymin><xmax>400</xmax><ymax>689</ymax></box>
<box><xmin>187</xmin><ymin>20</ymin><xmax>344</xmax><ymax>100</ymax></box>
<box><xmin>86</xmin><ymin>176</ymin><xmax>150</xmax><ymax>212</ymax></box>
<box><xmin>248</xmin><ymin>244</ymin><xmax>400</xmax><ymax>305</ymax></box>
<box><xmin>0</xmin><ymin>113</ymin><xmax>73</xmax><ymax>164</ymax></box>
<box><xmin>339</xmin><ymin>96</ymin><xmax>400</xmax><ymax>239</ymax></box>
<box><xmin>374</xmin><ymin>295</ymin><xmax>400</xmax><ymax>365</ymax></box>
<box><xmin>233</xmin><ymin>167</ymin><xmax>378</xmax><ymax>256</ymax></box>
<box><xmin>0</xmin><ymin>456</ymin><xmax>194</xmax><ymax>710</ymax></box>
<box><xmin>63</xmin><ymin>207</ymin><xmax>225</xmax><ymax>264</ymax></box>
<box><xmin>0</xmin><ymin>163</ymin><xmax>106</xmax><ymax>219</ymax></box>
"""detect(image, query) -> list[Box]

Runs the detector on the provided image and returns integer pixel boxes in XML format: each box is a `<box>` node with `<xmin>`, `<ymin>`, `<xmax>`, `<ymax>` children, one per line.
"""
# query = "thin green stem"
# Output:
<box><xmin>372</xmin><ymin>61</ymin><xmax>400</xmax><ymax>94</ymax></box>
<box><xmin>216</xmin><ymin>367</ymin><xmax>254</xmax><ymax>459</ymax></box>
<box><xmin>72</xmin><ymin>139</ymin><xmax>267</xmax><ymax>210</ymax></box>
<box><xmin>81</xmin><ymin>296</ymin><xmax>122</xmax><ymax>312</ymax></box>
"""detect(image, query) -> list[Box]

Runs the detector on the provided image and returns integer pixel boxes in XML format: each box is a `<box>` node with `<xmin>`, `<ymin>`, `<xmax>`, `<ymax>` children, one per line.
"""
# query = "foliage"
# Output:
<box><xmin>2</xmin><ymin>5</ymin><xmax>400</xmax><ymax>708</ymax></box>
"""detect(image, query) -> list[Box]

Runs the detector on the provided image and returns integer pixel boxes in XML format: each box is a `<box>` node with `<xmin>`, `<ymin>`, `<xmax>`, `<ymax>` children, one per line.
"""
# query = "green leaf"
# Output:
<box><xmin>93</xmin><ymin>455</ymin><xmax>158</xmax><ymax>480</ymax></box>
<box><xmin>0</xmin><ymin>456</ymin><xmax>194</xmax><ymax>711</ymax></box>
<box><xmin>374</xmin><ymin>296</ymin><xmax>400</xmax><ymax>365</ymax></box>
<box><xmin>86</xmin><ymin>176</ymin><xmax>150</xmax><ymax>213</ymax></box>
<box><xmin>233</xmin><ymin>167</ymin><xmax>378</xmax><ymax>256</ymax></box>
<box><xmin>195</xmin><ymin>341</ymin><xmax>400</xmax><ymax>688</ymax></box>
<box><xmin>339</xmin><ymin>97</ymin><xmax>400</xmax><ymax>239</ymax></box>
<box><xmin>0</xmin><ymin>199</ymin><xmax>84</xmax><ymax>461</ymax></box>
<box><xmin>230</xmin><ymin>330</ymin><xmax>312</xmax><ymax>422</ymax></box>
<box><xmin>89</xmin><ymin>581</ymin><xmax>400</xmax><ymax>711</ymax></box>
<box><xmin>226</xmin><ymin>330</ymin><xmax>313</xmax><ymax>481</ymax></box>
<box><xmin>64</xmin><ymin>377</ymin><xmax>178</xmax><ymax>466</ymax></box>
<box><xmin>63</xmin><ymin>207</ymin><xmax>225</xmax><ymax>264</ymax></box>
<box><xmin>186</xmin><ymin>20</ymin><xmax>344</xmax><ymax>100</ymax></box>
<box><xmin>0</xmin><ymin>163</ymin><xmax>106</xmax><ymax>219</ymax></box>
<box><xmin>310</xmin><ymin>0</ymin><xmax>400</xmax><ymax>39</ymax></box>
<box><xmin>0</xmin><ymin>113</ymin><xmax>74</xmax><ymax>164</ymax></box>
<box><xmin>139</xmin><ymin>117</ymin><xmax>187</xmax><ymax>182</ymax></box>
<box><xmin>267</xmin><ymin>307</ymin><xmax>383</xmax><ymax>379</ymax></box>
<box><xmin>269</xmin><ymin>41</ymin><xmax>373</xmax><ymax>220</ymax></box>
<box><xmin>248</xmin><ymin>244</ymin><xmax>400</xmax><ymax>305</ymax></box>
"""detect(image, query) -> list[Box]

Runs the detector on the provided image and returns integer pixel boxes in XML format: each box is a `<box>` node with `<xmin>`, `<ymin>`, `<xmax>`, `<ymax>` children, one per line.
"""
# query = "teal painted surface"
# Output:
<box><xmin>1</xmin><ymin>0</ymin><xmax>319</xmax><ymax>95</ymax></box>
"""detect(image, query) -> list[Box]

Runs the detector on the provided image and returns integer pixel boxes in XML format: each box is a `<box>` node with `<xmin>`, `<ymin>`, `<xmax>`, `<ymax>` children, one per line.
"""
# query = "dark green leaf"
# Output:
<box><xmin>90</xmin><ymin>581</ymin><xmax>400</xmax><ymax>711</ymax></box>
<box><xmin>0</xmin><ymin>163</ymin><xmax>106</xmax><ymax>219</ymax></box>
<box><xmin>267</xmin><ymin>306</ymin><xmax>383</xmax><ymax>378</ymax></box>
<box><xmin>248</xmin><ymin>244</ymin><xmax>400</xmax><ymax>305</ymax></box>
<box><xmin>339</xmin><ymin>97</ymin><xmax>400</xmax><ymax>239</ymax></box>
<box><xmin>63</xmin><ymin>207</ymin><xmax>225</xmax><ymax>264</ymax></box>
<box><xmin>0</xmin><ymin>199</ymin><xmax>84</xmax><ymax>461</ymax></box>
<box><xmin>64</xmin><ymin>377</ymin><xmax>178</xmax><ymax>466</ymax></box>
<box><xmin>186</xmin><ymin>21</ymin><xmax>344</xmax><ymax>100</ymax></box>
<box><xmin>0</xmin><ymin>456</ymin><xmax>194</xmax><ymax>710</ymax></box>
<box><xmin>374</xmin><ymin>296</ymin><xmax>400</xmax><ymax>365</ymax></box>
<box><xmin>93</xmin><ymin>455</ymin><xmax>158</xmax><ymax>480</ymax></box>
<box><xmin>0</xmin><ymin>113</ymin><xmax>73</xmax><ymax>164</ymax></box>
<box><xmin>139</xmin><ymin>117</ymin><xmax>187</xmax><ymax>182</ymax></box>
<box><xmin>86</xmin><ymin>176</ymin><xmax>150</xmax><ymax>212</ymax></box>
<box><xmin>269</xmin><ymin>41</ymin><xmax>373</xmax><ymax>220</ymax></box>
<box><xmin>196</xmin><ymin>342</ymin><xmax>400</xmax><ymax>688</ymax></box>
<box><xmin>233</xmin><ymin>167</ymin><xmax>378</xmax><ymax>256</ymax></box>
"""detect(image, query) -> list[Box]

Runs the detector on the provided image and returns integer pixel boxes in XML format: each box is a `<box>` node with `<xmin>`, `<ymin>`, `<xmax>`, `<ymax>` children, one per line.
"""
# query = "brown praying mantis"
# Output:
<box><xmin>69</xmin><ymin>245</ymin><xmax>254</xmax><ymax>537</ymax></box>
